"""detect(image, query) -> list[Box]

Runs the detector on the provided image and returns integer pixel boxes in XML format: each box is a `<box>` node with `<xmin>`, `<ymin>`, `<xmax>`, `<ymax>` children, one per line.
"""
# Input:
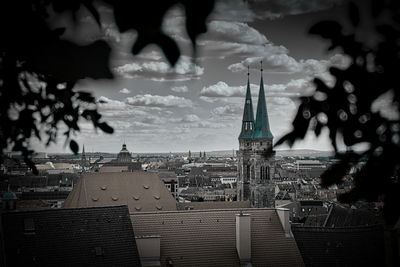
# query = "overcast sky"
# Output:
<box><xmin>32</xmin><ymin>0</ymin><xmax>354</xmax><ymax>154</ymax></box>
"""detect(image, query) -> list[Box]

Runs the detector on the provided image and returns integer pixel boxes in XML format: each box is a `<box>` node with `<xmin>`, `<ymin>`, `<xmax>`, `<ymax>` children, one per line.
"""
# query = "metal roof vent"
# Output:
<box><xmin>143</xmin><ymin>185</ymin><xmax>150</xmax><ymax>189</ymax></box>
<box><xmin>94</xmin><ymin>247</ymin><xmax>104</xmax><ymax>256</ymax></box>
<box><xmin>112</xmin><ymin>196</ymin><xmax>118</xmax><ymax>201</ymax></box>
<box><xmin>100</xmin><ymin>185</ymin><xmax>107</xmax><ymax>190</ymax></box>
<box><xmin>156</xmin><ymin>205</ymin><xmax>162</xmax><ymax>210</ymax></box>
<box><xmin>153</xmin><ymin>195</ymin><xmax>160</xmax><ymax>200</ymax></box>
<box><xmin>92</xmin><ymin>196</ymin><xmax>99</xmax><ymax>201</ymax></box>
<box><xmin>135</xmin><ymin>206</ymin><xmax>142</xmax><ymax>211</ymax></box>
<box><xmin>133</xmin><ymin>195</ymin><xmax>140</xmax><ymax>200</ymax></box>
<box><xmin>24</xmin><ymin>218</ymin><xmax>35</xmax><ymax>235</ymax></box>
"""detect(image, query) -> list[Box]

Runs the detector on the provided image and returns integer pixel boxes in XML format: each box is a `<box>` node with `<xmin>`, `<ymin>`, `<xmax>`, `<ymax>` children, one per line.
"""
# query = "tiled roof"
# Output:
<box><xmin>324</xmin><ymin>204</ymin><xmax>383</xmax><ymax>227</ymax></box>
<box><xmin>177</xmin><ymin>201</ymin><xmax>250</xmax><ymax>210</ymax></box>
<box><xmin>131</xmin><ymin>208</ymin><xmax>304</xmax><ymax>267</ymax></box>
<box><xmin>63</xmin><ymin>171</ymin><xmax>177</xmax><ymax>213</ymax></box>
<box><xmin>1</xmin><ymin>205</ymin><xmax>141</xmax><ymax>267</ymax></box>
<box><xmin>292</xmin><ymin>225</ymin><xmax>385</xmax><ymax>267</ymax></box>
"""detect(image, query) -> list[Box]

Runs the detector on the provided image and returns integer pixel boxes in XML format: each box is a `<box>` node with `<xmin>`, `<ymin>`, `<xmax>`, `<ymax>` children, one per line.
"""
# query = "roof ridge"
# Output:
<box><xmin>130</xmin><ymin>207</ymin><xmax>278</xmax><ymax>215</ymax></box>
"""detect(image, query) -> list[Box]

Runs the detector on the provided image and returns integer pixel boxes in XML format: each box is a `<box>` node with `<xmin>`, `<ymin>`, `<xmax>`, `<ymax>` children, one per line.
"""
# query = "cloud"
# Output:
<box><xmin>182</xmin><ymin>114</ymin><xmax>200</xmax><ymax>122</ymax></box>
<box><xmin>113</xmin><ymin>55</ymin><xmax>204</xmax><ymax>80</ymax></box>
<box><xmin>247</xmin><ymin>0</ymin><xmax>345</xmax><ymax>20</ymax></box>
<box><xmin>171</xmin><ymin>85</ymin><xmax>188</xmax><ymax>93</ymax></box>
<box><xmin>205</xmin><ymin>21</ymin><xmax>268</xmax><ymax>45</ymax></box>
<box><xmin>119</xmin><ymin>88</ymin><xmax>131</xmax><ymax>94</ymax></box>
<box><xmin>199</xmin><ymin>78</ymin><xmax>315</xmax><ymax>104</ymax></box>
<box><xmin>199</xmin><ymin>81</ymin><xmax>246</xmax><ymax>98</ymax></box>
<box><xmin>198</xmin><ymin>21</ymin><xmax>300</xmax><ymax>72</ymax></box>
<box><xmin>212</xmin><ymin>0</ymin><xmax>256</xmax><ymax>22</ymax></box>
<box><xmin>211</xmin><ymin>0</ymin><xmax>344</xmax><ymax>23</ymax></box>
<box><xmin>212</xmin><ymin>104</ymin><xmax>242</xmax><ymax>116</ymax></box>
<box><xmin>126</xmin><ymin>94</ymin><xmax>193</xmax><ymax>108</ymax></box>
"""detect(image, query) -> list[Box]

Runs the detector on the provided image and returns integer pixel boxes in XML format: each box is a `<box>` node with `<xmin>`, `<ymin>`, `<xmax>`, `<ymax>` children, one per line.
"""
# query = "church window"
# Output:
<box><xmin>245</xmin><ymin>123</ymin><xmax>247</xmax><ymax>130</ymax></box>
<box><xmin>246</xmin><ymin>165</ymin><xmax>250</xmax><ymax>178</ymax></box>
<box><xmin>260</xmin><ymin>142</ymin><xmax>263</xmax><ymax>146</ymax></box>
<box><xmin>260</xmin><ymin>167</ymin><xmax>264</xmax><ymax>180</ymax></box>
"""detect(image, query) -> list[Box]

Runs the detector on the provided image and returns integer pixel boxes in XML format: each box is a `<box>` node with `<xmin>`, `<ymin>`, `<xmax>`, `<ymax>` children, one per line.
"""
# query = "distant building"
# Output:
<box><xmin>99</xmin><ymin>143</ymin><xmax>141</xmax><ymax>172</ymax></box>
<box><xmin>117</xmin><ymin>143</ymin><xmax>131</xmax><ymax>163</ymax></box>
<box><xmin>237</xmin><ymin>64</ymin><xmax>275</xmax><ymax>208</ymax></box>
<box><xmin>156</xmin><ymin>170</ymin><xmax>179</xmax><ymax>200</ymax></box>
<box><xmin>294</xmin><ymin>159</ymin><xmax>326</xmax><ymax>170</ymax></box>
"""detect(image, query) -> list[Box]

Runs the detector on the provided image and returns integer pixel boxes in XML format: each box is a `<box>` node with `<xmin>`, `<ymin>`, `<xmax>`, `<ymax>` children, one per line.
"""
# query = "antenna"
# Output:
<box><xmin>260</xmin><ymin>60</ymin><xmax>263</xmax><ymax>72</ymax></box>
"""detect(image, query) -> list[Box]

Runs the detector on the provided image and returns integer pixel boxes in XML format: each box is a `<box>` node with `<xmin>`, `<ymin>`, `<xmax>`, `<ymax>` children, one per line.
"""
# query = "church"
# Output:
<box><xmin>237</xmin><ymin>63</ymin><xmax>275</xmax><ymax>208</ymax></box>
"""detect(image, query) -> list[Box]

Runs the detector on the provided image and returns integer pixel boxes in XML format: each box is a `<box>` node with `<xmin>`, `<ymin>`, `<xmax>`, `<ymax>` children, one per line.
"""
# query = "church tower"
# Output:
<box><xmin>237</xmin><ymin>63</ymin><xmax>275</xmax><ymax>208</ymax></box>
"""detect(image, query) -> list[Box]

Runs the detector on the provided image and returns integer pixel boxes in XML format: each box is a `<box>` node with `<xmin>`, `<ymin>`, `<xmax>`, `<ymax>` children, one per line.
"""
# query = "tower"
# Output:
<box><xmin>237</xmin><ymin>63</ymin><xmax>275</xmax><ymax>208</ymax></box>
<box><xmin>117</xmin><ymin>143</ymin><xmax>132</xmax><ymax>163</ymax></box>
<box><xmin>81</xmin><ymin>145</ymin><xmax>89</xmax><ymax>169</ymax></box>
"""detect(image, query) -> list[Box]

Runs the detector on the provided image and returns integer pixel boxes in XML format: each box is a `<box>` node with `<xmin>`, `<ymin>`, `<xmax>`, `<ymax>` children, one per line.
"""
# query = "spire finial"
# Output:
<box><xmin>260</xmin><ymin>60</ymin><xmax>263</xmax><ymax>72</ymax></box>
<box><xmin>247</xmin><ymin>65</ymin><xmax>249</xmax><ymax>76</ymax></box>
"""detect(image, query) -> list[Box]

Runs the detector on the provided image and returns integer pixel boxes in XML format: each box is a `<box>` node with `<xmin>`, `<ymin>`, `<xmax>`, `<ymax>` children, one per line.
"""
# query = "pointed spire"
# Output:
<box><xmin>253</xmin><ymin>61</ymin><xmax>273</xmax><ymax>140</ymax></box>
<box><xmin>239</xmin><ymin>66</ymin><xmax>255</xmax><ymax>139</ymax></box>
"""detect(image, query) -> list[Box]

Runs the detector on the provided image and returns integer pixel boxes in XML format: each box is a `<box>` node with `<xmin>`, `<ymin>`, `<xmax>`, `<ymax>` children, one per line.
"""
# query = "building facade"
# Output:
<box><xmin>237</xmin><ymin>65</ymin><xmax>275</xmax><ymax>208</ymax></box>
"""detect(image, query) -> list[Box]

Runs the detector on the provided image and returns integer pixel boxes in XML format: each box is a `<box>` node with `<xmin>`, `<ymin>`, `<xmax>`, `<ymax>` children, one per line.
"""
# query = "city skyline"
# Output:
<box><xmin>31</xmin><ymin>0</ymin><xmax>352</xmax><ymax>153</ymax></box>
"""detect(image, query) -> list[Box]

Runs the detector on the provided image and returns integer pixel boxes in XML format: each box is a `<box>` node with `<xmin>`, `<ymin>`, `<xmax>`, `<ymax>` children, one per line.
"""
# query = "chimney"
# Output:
<box><xmin>135</xmin><ymin>235</ymin><xmax>161</xmax><ymax>267</ymax></box>
<box><xmin>236</xmin><ymin>211</ymin><xmax>252</xmax><ymax>266</ymax></box>
<box><xmin>276</xmin><ymin>208</ymin><xmax>291</xmax><ymax>237</ymax></box>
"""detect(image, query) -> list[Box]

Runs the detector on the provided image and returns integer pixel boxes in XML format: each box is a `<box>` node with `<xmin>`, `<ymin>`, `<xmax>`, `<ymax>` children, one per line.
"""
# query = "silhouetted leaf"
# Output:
<box><xmin>348</xmin><ymin>1</ymin><xmax>360</xmax><ymax>27</ymax></box>
<box><xmin>371</xmin><ymin>0</ymin><xmax>385</xmax><ymax>18</ymax></box>
<box><xmin>320</xmin><ymin>152</ymin><xmax>360</xmax><ymax>187</ymax></box>
<box><xmin>97</xmin><ymin>122</ymin><xmax>114</xmax><ymax>134</ymax></box>
<box><xmin>69</xmin><ymin>139</ymin><xmax>79</xmax><ymax>155</ymax></box>
<box><xmin>309</xmin><ymin>20</ymin><xmax>342</xmax><ymax>39</ymax></box>
<box><xmin>82</xmin><ymin>0</ymin><xmax>101</xmax><ymax>26</ymax></box>
<box><xmin>183</xmin><ymin>0</ymin><xmax>215</xmax><ymax>50</ymax></box>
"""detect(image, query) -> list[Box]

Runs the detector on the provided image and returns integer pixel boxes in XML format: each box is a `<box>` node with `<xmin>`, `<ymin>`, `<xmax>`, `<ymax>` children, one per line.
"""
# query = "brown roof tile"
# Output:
<box><xmin>64</xmin><ymin>172</ymin><xmax>177</xmax><ymax>213</ymax></box>
<box><xmin>131</xmin><ymin>208</ymin><xmax>304</xmax><ymax>267</ymax></box>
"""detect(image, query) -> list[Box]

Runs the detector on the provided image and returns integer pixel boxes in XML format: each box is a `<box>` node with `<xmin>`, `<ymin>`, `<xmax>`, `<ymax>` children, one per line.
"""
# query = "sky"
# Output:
<box><xmin>31</xmin><ymin>0</ymin><xmax>355</xmax><ymax>154</ymax></box>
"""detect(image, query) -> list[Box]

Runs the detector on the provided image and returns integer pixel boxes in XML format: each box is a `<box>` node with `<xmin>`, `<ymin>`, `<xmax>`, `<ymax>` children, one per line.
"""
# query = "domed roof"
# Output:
<box><xmin>3</xmin><ymin>190</ymin><xmax>17</xmax><ymax>201</ymax></box>
<box><xmin>120</xmin><ymin>143</ymin><xmax>129</xmax><ymax>152</ymax></box>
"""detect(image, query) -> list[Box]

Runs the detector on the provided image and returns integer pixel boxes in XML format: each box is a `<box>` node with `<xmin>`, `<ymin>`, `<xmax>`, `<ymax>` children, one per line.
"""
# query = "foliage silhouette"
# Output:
<box><xmin>0</xmin><ymin>0</ymin><xmax>214</xmax><ymax>174</ymax></box>
<box><xmin>275</xmin><ymin>0</ymin><xmax>400</xmax><ymax>224</ymax></box>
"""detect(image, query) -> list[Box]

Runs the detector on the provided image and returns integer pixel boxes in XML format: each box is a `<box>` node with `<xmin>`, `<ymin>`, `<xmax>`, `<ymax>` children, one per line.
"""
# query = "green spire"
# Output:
<box><xmin>253</xmin><ymin>61</ymin><xmax>273</xmax><ymax>140</ymax></box>
<box><xmin>239</xmin><ymin>66</ymin><xmax>255</xmax><ymax>140</ymax></box>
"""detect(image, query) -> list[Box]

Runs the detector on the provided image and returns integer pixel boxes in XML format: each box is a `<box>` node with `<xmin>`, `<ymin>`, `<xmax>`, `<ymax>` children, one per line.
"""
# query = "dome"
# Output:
<box><xmin>2</xmin><ymin>191</ymin><xmax>17</xmax><ymax>201</ymax></box>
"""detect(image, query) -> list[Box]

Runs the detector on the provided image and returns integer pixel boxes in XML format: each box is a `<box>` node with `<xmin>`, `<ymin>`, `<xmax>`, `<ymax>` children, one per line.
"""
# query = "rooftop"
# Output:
<box><xmin>63</xmin><ymin>171</ymin><xmax>177</xmax><ymax>213</ymax></box>
<box><xmin>131</xmin><ymin>208</ymin><xmax>304</xmax><ymax>267</ymax></box>
<box><xmin>1</xmin><ymin>205</ymin><xmax>141</xmax><ymax>266</ymax></box>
